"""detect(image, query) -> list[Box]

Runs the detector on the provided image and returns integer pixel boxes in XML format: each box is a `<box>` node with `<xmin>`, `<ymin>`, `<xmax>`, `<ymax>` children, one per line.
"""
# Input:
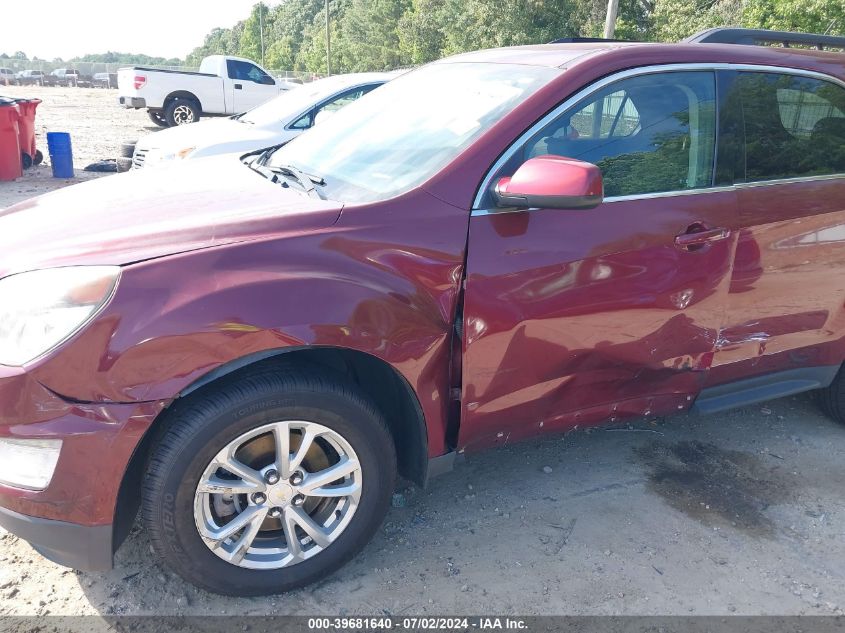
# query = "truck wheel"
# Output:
<box><xmin>116</xmin><ymin>157</ymin><xmax>133</xmax><ymax>172</ymax></box>
<box><xmin>819</xmin><ymin>365</ymin><xmax>845</xmax><ymax>425</ymax></box>
<box><xmin>141</xmin><ymin>366</ymin><xmax>397</xmax><ymax>596</ymax></box>
<box><xmin>164</xmin><ymin>98</ymin><xmax>200</xmax><ymax>126</ymax></box>
<box><xmin>147</xmin><ymin>110</ymin><xmax>168</xmax><ymax>128</ymax></box>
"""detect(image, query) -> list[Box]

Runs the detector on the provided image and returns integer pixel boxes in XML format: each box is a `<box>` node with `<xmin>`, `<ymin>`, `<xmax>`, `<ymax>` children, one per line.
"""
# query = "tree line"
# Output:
<box><xmin>0</xmin><ymin>51</ymin><xmax>184</xmax><ymax>66</ymax></box>
<box><xmin>186</xmin><ymin>0</ymin><xmax>843</xmax><ymax>73</ymax></box>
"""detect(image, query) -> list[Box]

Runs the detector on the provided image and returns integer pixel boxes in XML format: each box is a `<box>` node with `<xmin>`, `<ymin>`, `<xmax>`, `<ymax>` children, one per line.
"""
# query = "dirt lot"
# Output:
<box><xmin>0</xmin><ymin>85</ymin><xmax>153</xmax><ymax>208</ymax></box>
<box><xmin>1</xmin><ymin>86</ymin><xmax>845</xmax><ymax>618</ymax></box>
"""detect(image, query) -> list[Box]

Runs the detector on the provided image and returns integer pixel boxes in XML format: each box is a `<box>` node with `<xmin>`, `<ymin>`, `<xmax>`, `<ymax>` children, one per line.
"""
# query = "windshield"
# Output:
<box><xmin>240</xmin><ymin>75</ymin><xmax>381</xmax><ymax>126</ymax></box>
<box><xmin>266</xmin><ymin>62</ymin><xmax>560</xmax><ymax>204</ymax></box>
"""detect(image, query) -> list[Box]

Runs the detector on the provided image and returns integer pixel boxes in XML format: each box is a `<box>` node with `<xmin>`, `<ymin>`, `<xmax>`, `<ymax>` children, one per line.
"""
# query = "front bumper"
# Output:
<box><xmin>0</xmin><ymin>363</ymin><xmax>166</xmax><ymax>570</ymax></box>
<box><xmin>0</xmin><ymin>505</ymin><xmax>113</xmax><ymax>571</ymax></box>
<box><xmin>119</xmin><ymin>96</ymin><xmax>146</xmax><ymax>109</ymax></box>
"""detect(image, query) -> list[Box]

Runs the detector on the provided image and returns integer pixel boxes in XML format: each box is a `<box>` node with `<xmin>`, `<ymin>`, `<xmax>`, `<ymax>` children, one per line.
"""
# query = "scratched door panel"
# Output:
<box><xmin>708</xmin><ymin>180</ymin><xmax>845</xmax><ymax>384</ymax></box>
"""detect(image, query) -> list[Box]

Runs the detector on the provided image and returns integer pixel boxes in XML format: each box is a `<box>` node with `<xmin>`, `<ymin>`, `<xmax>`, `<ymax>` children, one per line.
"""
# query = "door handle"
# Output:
<box><xmin>674</xmin><ymin>225</ymin><xmax>731</xmax><ymax>251</ymax></box>
<box><xmin>234</xmin><ymin>83</ymin><xmax>243</xmax><ymax>90</ymax></box>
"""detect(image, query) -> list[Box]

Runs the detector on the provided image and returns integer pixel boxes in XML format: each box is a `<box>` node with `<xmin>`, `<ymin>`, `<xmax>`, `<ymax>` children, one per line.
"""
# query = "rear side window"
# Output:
<box><xmin>510</xmin><ymin>71</ymin><xmax>716</xmax><ymax>198</ymax></box>
<box><xmin>738</xmin><ymin>72</ymin><xmax>845</xmax><ymax>181</ymax></box>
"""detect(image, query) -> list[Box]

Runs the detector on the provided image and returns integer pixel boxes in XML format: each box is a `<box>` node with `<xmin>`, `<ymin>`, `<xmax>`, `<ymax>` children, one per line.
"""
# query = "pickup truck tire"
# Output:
<box><xmin>116</xmin><ymin>157</ymin><xmax>133</xmax><ymax>173</ymax></box>
<box><xmin>165</xmin><ymin>98</ymin><xmax>201</xmax><ymax>127</ymax></box>
<box><xmin>819</xmin><ymin>365</ymin><xmax>845</xmax><ymax>425</ymax></box>
<box><xmin>141</xmin><ymin>366</ymin><xmax>397</xmax><ymax>596</ymax></box>
<box><xmin>147</xmin><ymin>110</ymin><xmax>168</xmax><ymax>128</ymax></box>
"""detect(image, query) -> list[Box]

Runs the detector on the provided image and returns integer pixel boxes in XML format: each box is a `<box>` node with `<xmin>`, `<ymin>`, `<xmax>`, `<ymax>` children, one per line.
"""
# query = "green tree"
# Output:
<box><xmin>265</xmin><ymin>0</ymin><xmax>325</xmax><ymax>70</ymax></box>
<box><xmin>398</xmin><ymin>0</ymin><xmax>448</xmax><ymax>64</ymax></box>
<box><xmin>240</xmin><ymin>3</ymin><xmax>271</xmax><ymax>64</ymax></box>
<box><xmin>332</xmin><ymin>0</ymin><xmax>412</xmax><ymax>71</ymax></box>
<box><xmin>742</xmin><ymin>0</ymin><xmax>843</xmax><ymax>35</ymax></box>
<box><xmin>295</xmin><ymin>0</ymin><xmax>351</xmax><ymax>73</ymax></box>
<box><xmin>651</xmin><ymin>0</ymin><xmax>743</xmax><ymax>41</ymax></box>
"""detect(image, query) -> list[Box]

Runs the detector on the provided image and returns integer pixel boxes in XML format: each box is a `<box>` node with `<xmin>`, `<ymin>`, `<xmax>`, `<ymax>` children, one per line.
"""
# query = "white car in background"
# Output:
<box><xmin>132</xmin><ymin>72</ymin><xmax>395</xmax><ymax>169</ymax></box>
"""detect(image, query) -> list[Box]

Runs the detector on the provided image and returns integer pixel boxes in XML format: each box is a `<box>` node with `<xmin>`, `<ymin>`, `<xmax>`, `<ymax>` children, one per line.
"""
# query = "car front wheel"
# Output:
<box><xmin>142</xmin><ymin>365</ymin><xmax>396</xmax><ymax>596</ymax></box>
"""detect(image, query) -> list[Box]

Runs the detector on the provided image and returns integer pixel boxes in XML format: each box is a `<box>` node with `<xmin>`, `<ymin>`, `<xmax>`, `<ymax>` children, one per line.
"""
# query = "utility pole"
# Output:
<box><xmin>603</xmin><ymin>0</ymin><xmax>619</xmax><ymax>38</ymax></box>
<box><xmin>325</xmin><ymin>0</ymin><xmax>332</xmax><ymax>76</ymax></box>
<box><xmin>259</xmin><ymin>3</ymin><xmax>266</xmax><ymax>66</ymax></box>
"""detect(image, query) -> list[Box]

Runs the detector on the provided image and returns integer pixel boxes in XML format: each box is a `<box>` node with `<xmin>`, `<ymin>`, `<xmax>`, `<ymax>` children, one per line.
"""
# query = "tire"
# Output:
<box><xmin>21</xmin><ymin>152</ymin><xmax>32</xmax><ymax>170</ymax></box>
<box><xmin>33</xmin><ymin>150</ymin><xmax>43</xmax><ymax>166</ymax></box>
<box><xmin>119</xmin><ymin>140</ymin><xmax>136</xmax><ymax>159</ymax></box>
<box><xmin>147</xmin><ymin>110</ymin><xmax>168</xmax><ymax>128</ymax></box>
<box><xmin>116</xmin><ymin>157</ymin><xmax>133</xmax><ymax>173</ymax></box>
<box><xmin>141</xmin><ymin>365</ymin><xmax>397</xmax><ymax>596</ymax></box>
<box><xmin>819</xmin><ymin>365</ymin><xmax>845</xmax><ymax>424</ymax></box>
<box><xmin>164</xmin><ymin>98</ymin><xmax>200</xmax><ymax>127</ymax></box>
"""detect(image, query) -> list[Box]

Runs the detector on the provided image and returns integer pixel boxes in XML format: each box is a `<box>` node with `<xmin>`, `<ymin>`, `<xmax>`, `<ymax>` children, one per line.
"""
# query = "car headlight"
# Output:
<box><xmin>0</xmin><ymin>438</ymin><xmax>62</xmax><ymax>490</ymax></box>
<box><xmin>0</xmin><ymin>266</ymin><xmax>120</xmax><ymax>366</ymax></box>
<box><xmin>147</xmin><ymin>146</ymin><xmax>196</xmax><ymax>164</ymax></box>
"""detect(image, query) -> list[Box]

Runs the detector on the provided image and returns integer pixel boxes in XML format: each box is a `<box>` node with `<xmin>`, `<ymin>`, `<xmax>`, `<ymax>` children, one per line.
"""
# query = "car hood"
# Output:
<box><xmin>0</xmin><ymin>156</ymin><xmax>342</xmax><ymax>278</ymax></box>
<box><xmin>139</xmin><ymin>117</ymin><xmax>287</xmax><ymax>155</ymax></box>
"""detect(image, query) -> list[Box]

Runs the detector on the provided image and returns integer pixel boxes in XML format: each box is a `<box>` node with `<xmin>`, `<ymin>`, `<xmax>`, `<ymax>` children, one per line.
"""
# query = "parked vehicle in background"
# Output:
<box><xmin>0</xmin><ymin>28</ymin><xmax>844</xmax><ymax>598</ymax></box>
<box><xmin>44</xmin><ymin>68</ymin><xmax>82</xmax><ymax>87</ymax></box>
<box><xmin>92</xmin><ymin>72</ymin><xmax>118</xmax><ymax>89</ymax></box>
<box><xmin>14</xmin><ymin>70</ymin><xmax>44</xmax><ymax>86</ymax></box>
<box><xmin>0</xmin><ymin>68</ymin><xmax>15</xmax><ymax>85</ymax></box>
<box><xmin>132</xmin><ymin>72</ymin><xmax>395</xmax><ymax>169</ymax></box>
<box><xmin>117</xmin><ymin>55</ymin><xmax>297</xmax><ymax>128</ymax></box>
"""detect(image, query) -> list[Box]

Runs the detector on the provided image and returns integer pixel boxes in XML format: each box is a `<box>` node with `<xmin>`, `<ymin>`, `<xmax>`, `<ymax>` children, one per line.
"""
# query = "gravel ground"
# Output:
<box><xmin>0</xmin><ymin>85</ymin><xmax>152</xmax><ymax>208</ymax></box>
<box><xmin>0</xmin><ymin>87</ymin><xmax>844</xmax><ymax>618</ymax></box>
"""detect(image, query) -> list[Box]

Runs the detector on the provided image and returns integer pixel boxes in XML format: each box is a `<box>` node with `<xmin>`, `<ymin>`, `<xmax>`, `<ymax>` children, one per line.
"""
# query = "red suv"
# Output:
<box><xmin>1</xmin><ymin>28</ymin><xmax>844</xmax><ymax>596</ymax></box>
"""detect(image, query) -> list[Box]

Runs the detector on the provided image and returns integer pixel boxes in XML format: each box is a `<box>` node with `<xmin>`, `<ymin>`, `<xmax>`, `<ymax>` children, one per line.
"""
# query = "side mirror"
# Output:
<box><xmin>494</xmin><ymin>155</ymin><xmax>603</xmax><ymax>210</ymax></box>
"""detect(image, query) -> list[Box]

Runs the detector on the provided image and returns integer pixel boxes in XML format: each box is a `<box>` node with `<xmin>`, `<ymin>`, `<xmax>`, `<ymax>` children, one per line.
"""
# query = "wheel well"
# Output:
<box><xmin>164</xmin><ymin>91</ymin><xmax>201</xmax><ymax>112</ymax></box>
<box><xmin>112</xmin><ymin>347</ymin><xmax>430</xmax><ymax>550</ymax></box>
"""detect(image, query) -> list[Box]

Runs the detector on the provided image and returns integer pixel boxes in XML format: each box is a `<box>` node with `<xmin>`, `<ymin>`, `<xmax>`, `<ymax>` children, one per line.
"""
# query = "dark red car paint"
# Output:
<box><xmin>1</xmin><ymin>42</ymin><xmax>844</xmax><ymax>563</ymax></box>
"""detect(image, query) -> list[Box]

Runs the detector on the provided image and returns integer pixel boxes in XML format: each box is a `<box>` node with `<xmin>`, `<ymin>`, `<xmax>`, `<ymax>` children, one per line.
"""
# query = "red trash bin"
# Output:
<box><xmin>14</xmin><ymin>98</ymin><xmax>42</xmax><ymax>169</ymax></box>
<box><xmin>0</xmin><ymin>98</ymin><xmax>22</xmax><ymax>181</ymax></box>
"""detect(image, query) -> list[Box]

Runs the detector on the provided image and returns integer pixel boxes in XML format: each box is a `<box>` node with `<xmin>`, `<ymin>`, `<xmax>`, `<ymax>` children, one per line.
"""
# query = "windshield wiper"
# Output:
<box><xmin>273</xmin><ymin>164</ymin><xmax>326</xmax><ymax>199</ymax></box>
<box><xmin>244</xmin><ymin>157</ymin><xmax>279</xmax><ymax>181</ymax></box>
<box><xmin>242</xmin><ymin>153</ymin><xmax>326</xmax><ymax>199</ymax></box>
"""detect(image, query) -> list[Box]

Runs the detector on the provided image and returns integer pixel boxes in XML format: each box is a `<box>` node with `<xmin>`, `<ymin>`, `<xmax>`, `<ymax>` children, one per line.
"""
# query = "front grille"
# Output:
<box><xmin>132</xmin><ymin>149</ymin><xmax>147</xmax><ymax>169</ymax></box>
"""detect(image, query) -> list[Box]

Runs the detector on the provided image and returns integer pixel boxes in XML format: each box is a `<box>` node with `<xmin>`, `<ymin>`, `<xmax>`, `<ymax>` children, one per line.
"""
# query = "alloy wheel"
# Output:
<box><xmin>173</xmin><ymin>105</ymin><xmax>195</xmax><ymax>124</ymax></box>
<box><xmin>193</xmin><ymin>421</ymin><xmax>363</xmax><ymax>570</ymax></box>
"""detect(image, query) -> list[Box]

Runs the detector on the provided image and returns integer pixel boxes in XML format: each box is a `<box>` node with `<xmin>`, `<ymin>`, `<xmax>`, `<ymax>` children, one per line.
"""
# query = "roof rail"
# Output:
<box><xmin>549</xmin><ymin>37</ymin><xmax>628</xmax><ymax>44</ymax></box>
<box><xmin>686</xmin><ymin>27</ymin><xmax>845</xmax><ymax>51</ymax></box>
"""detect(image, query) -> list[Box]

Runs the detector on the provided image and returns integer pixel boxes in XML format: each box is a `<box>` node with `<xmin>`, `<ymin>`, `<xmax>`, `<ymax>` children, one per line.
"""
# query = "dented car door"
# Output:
<box><xmin>459</xmin><ymin>69</ymin><xmax>737</xmax><ymax>451</ymax></box>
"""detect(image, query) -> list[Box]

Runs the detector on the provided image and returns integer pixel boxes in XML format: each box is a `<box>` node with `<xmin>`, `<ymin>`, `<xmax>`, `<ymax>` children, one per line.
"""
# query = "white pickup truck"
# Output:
<box><xmin>117</xmin><ymin>55</ymin><xmax>297</xmax><ymax>127</ymax></box>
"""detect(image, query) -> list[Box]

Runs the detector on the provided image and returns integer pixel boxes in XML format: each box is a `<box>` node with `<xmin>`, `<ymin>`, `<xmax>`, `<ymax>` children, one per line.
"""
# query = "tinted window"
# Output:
<box><xmin>290</xmin><ymin>85</ymin><xmax>377</xmax><ymax>130</ymax></box>
<box><xmin>738</xmin><ymin>72</ymin><xmax>845</xmax><ymax>181</ymax></box>
<box><xmin>505</xmin><ymin>71</ymin><xmax>716</xmax><ymax>198</ymax></box>
<box><xmin>227</xmin><ymin>60</ymin><xmax>273</xmax><ymax>84</ymax></box>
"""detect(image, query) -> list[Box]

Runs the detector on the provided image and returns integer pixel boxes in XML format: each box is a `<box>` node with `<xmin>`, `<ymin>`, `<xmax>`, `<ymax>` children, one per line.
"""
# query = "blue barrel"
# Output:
<box><xmin>46</xmin><ymin>132</ymin><xmax>74</xmax><ymax>178</ymax></box>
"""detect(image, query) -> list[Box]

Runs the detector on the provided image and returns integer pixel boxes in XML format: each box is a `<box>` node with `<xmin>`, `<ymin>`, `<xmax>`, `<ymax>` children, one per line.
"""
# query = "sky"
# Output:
<box><xmin>0</xmin><ymin>0</ymin><xmax>269</xmax><ymax>61</ymax></box>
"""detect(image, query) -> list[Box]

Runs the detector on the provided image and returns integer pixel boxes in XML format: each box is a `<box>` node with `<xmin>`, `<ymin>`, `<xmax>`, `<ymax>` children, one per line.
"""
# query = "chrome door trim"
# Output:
<box><xmin>472</xmin><ymin>62</ymin><xmax>845</xmax><ymax>213</ymax></box>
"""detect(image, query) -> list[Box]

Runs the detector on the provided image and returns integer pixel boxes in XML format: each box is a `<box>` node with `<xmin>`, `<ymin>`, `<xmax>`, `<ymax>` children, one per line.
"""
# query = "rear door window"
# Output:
<box><xmin>737</xmin><ymin>72</ymin><xmax>845</xmax><ymax>181</ymax></box>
